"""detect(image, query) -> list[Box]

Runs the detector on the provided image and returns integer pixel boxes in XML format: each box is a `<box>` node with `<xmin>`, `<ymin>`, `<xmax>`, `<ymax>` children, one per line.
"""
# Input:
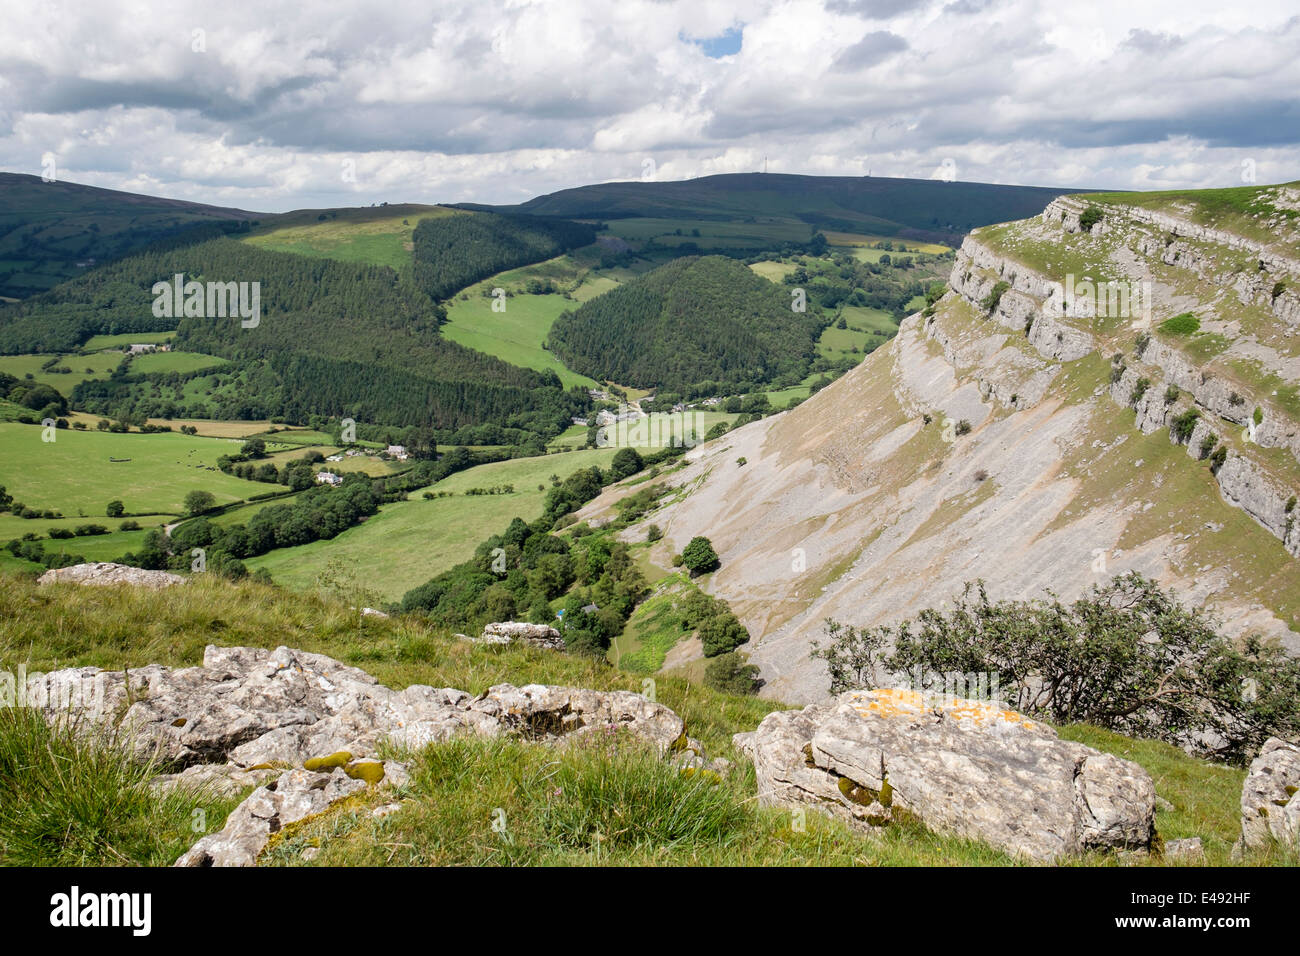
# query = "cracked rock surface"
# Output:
<box><xmin>733</xmin><ymin>687</ymin><xmax>1156</xmax><ymax>861</ymax></box>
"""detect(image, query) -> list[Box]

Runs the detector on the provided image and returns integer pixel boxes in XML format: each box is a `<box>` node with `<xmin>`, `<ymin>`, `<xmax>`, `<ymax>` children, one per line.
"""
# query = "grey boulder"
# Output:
<box><xmin>733</xmin><ymin>687</ymin><xmax>1155</xmax><ymax>861</ymax></box>
<box><xmin>1237</xmin><ymin>737</ymin><xmax>1300</xmax><ymax>853</ymax></box>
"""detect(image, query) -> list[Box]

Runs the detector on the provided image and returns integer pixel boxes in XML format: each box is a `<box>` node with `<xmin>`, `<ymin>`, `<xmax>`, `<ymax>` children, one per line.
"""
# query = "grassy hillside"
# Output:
<box><xmin>442</xmin><ymin>289</ymin><xmax>600</xmax><ymax>390</ymax></box>
<box><xmin>242</xmin><ymin>204</ymin><xmax>456</xmax><ymax>269</ymax></box>
<box><xmin>463</xmin><ymin>172</ymin><xmax>1092</xmax><ymax>246</ymax></box>
<box><xmin>0</xmin><ymin>172</ymin><xmax>257</xmax><ymax>299</ymax></box>
<box><xmin>0</xmin><ymin>569</ymin><xmax>1286</xmax><ymax>867</ymax></box>
<box><xmin>246</xmin><ymin>448</ymin><xmax>619</xmax><ymax>601</ymax></box>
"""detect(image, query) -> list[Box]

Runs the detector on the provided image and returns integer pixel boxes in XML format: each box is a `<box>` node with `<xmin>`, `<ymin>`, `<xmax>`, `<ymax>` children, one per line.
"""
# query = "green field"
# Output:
<box><xmin>243</xmin><ymin>205</ymin><xmax>458</xmax><ymax>270</ymax></box>
<box><xmin>246</xmin><ymin>448</ymin><xmax>619</xmax><ymax>601</ymax></box>
<box><xmin>83</xmin><ymin>331</ymin><xmax>175</xmax><ymax>350</ymax></box>
<box><xmin>442</xmin><ymin>289</ymin><xmax>600</xmax><ymax>389</ymax></box>
<box><xmin>0</xmin><ymin>422</ymin><xmax>265</xmax><ymax>516</ymax></box>
<box><xmin>129</xmin><ymin>350</ymin><xmax>227</xmax><ymax>375</ymax></box>
<box><xmin>817</xmin><ymin>307</ymin><xmax>896</xmax><ymax>359</ymax></box>
<box><xmin>749</xmin><ymin>260</ymin><xmax>797</xmax><ymax>282</ymax></box>
<box><xmin>0</xmin><ymin>351</ymin><xmax>124</xmax><ymax>391</ymax></box>
<box><xmin>0</xmin><ymin>515</ymin><xmax>150</xmax><ymax>564</ymax></box>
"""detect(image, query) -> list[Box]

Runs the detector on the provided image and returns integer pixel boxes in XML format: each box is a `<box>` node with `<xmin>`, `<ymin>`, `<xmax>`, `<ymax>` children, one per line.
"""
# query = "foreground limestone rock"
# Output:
<box><xmin>26</xmin><ymin>644</ymin><xmax>685</xmax><ymax>767</ymax></box>
<box><xmin>1237</xmin><ymin>737</ymin><xmax>1300</xmax><ymax>853</ymax></box>
<box><xmin>733</xmin><ymin>688</ymin><xmax>1156</xmax><ymax>861</ymax></box>
<box><xmin>472</xmin><ymin>621</ymin><xmax>566</xmax><ymax>651</ymax></box>
<box><xmin>37</xmin><ymin>561</ymin><xmax>185</xmax><ymax>588</ymax></box>
<box><xmin>25</xmin><ymin>644</ymin><xmax>686</xmax><ymax>865</ymax></box>
<box><xmin>176</xmin><ymin>767</ymin><xmax>371</xmax><ymax>867</ymax></box>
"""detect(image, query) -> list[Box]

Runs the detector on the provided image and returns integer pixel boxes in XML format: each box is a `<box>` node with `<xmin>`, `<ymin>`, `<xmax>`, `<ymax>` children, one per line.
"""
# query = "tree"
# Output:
<box><xmin>681</xmin><ymin>536</ymin><xmax>719</xmax><ymax>575</ymax></box>
<box><xmin>106</xmin><ymin>500</ymin><xmax>125</xmax><ymax>518</ymax></box>
<box><xmin>609</xmin><ymin>447</ymin><xmax>644</xmax><ymax>481</ymax></box>
<box><xmin>813</xmin><ymin>573</ymin><xmax>1300</xmax><ymax>764</ymax></box>
<box><xmin>705</xmin><ymin>652</ymin><xmax>760</xmax><ymax>694</ymax></box>
<box><xmin>183</xmin><ymin>490</ymin><xmax>216</xmax><ymax>516</ymax></box>
<box><xmin>700</xmin><ymin>610</ymin><xmax>749</xmax><ymax>657</ymax></box>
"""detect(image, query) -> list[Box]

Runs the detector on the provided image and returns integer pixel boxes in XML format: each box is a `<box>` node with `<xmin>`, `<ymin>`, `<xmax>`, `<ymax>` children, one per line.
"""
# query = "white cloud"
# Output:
<box><xmin>0</xmin><ymin>0</ymin><xmax>1295</xmax><ymax>210</ymax></box>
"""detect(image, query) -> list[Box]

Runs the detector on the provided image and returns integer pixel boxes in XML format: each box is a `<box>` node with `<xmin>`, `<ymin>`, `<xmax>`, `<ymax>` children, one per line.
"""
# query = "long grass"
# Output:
<box><xmin>0</xmin><ymin>708</ymin><xmax>238</xmax><ymax>866</ymax></box>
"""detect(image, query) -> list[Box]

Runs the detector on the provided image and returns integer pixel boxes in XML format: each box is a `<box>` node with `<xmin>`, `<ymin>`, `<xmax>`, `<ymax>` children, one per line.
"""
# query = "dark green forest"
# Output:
<box><xmin>547</xmin><ymin>255</ymin><xmax>827</xmax><ymax>391</ymax></box>
<box><xmin>410</xmin><ymin>212</ymin><xmax>596</xmax><ymax>300</ymax></box>
<box><xmin>5</xmin><ymin>216</ymin><xmax>598</xmax><ymax>436</ymax></box>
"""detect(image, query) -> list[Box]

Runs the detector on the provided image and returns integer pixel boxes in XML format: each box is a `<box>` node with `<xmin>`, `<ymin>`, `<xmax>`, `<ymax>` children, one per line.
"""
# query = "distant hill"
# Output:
<box><xmin>547</xmin><ymin>255</ymin><xmax>825</xmax><ymax>391</ymax></box>
<box><xmin>0</xmin><ymin>173</ymin><xmax>260</xmax><ymax>299</ymax></box>
<box><xmin>459</xmin><ymin>172</ymin><xmax>1097</xmax><ymax>246</ymax></box>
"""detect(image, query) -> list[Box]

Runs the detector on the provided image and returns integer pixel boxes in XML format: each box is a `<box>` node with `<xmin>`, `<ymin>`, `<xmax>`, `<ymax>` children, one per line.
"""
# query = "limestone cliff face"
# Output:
<box><xmin>577</xmin><ymin>184</ymin><xmax>1300</xmax><ymax>703</ymax></box>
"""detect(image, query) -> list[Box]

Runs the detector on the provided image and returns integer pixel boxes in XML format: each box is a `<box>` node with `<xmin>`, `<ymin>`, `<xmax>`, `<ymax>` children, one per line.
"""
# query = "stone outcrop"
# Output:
<box><xmin>25</xmin><ymin>644</ymin><xmax>684</xmax><ymax>768</ymax></box>
<box><xmin>471</xmin><ymin>621</ymin><xmax>566</xmax><ymax>651</ymax></box>
<box><xmin>1237</xmin><ymin>737</ymin><xmax>1300</xmax><ymax>853</ymax></box>
<box><xmin>176</xmin><ymin>767</ymin><xmax>376</xmax><ymax>867</ymax></box>
<box><xmin>24</xmin><ymin>644</ymin><xmax>689</xmax><ymax>865</ymax></box>
<box><xmin>37</xmin><ymin>562</ymin><xmax>186</xmax><ymax>588</ymax></box>
<box><xmin>733</xmin><ymin>688</ymin><xmax>1156</xmax><ymax>861</ymax></box>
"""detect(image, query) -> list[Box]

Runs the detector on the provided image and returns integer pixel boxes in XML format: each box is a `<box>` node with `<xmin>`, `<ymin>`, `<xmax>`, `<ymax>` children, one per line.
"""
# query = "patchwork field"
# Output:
<box><xmin>0</xmin><ymin>422</ymin><xmax>264</xmax><ymax>516</ymax></box>
<box><xmin>246</xmin><ymin>448</ymin><xmax>619</xmax><ymax>601</ymax></box>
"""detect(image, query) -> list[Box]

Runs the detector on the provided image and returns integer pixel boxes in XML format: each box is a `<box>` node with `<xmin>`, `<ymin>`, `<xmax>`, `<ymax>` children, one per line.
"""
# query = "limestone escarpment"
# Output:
<box><xmin>571</xmin><ymin>186</ymin><xmax>1300</xmax><ymax>703</ymax></box>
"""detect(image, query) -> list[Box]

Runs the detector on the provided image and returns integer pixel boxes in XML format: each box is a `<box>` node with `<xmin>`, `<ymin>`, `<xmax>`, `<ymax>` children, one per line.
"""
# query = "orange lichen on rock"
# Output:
<box><xmin>844</xmin><ymin>687</ymin><xmax>1041</xmax><ymax>730</ymax></box>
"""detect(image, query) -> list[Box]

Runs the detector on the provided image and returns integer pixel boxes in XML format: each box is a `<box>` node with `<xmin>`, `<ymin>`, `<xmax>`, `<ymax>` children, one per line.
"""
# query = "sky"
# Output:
<box><xmin>1</xmin><ymin>0</ymin><xmax>1298</xmax><ymax>212</ymax></box>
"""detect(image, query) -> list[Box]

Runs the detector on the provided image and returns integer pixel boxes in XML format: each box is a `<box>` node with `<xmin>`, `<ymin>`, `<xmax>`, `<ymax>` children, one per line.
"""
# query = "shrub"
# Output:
<box><xmin>1159</xmin><ymin>312</ymin><xmax>1199</xmax><ymax>336</ymax></box>
<box><xmin>1163</xmin><ymin>385</ymin><xmax>1180</xmax><ymax>404</ymax></box>
<box><xmin>119</xmin><ymin>520</ymin><xmax>141</xmax><ymax>531</ymax></box>
<box><xmin>1078</xmin><ymin>204</ymin><xmax>1104</xmax><ymax>232</ymax></box>
<box><xmin>813</xmin><ymin>574</ymin><xmax>1300</xmax><ymax>763</ymax></box>
<box><xmin>954</xmin><ymin>420</ymin><xmax>972</xmax><ymax>436</ymax></box>
<box><xmin>1253</xmin><ymin>406</ymin><xmax>1264</xmax><ymax>426</ymax></box>
<box><xmin>609</xmin><ymin>447</ymin><xmax>644</xmax><ymax>481</ymax></box>
<box><xmin>1129</xmin><ymin>377</ymin><xmax>1151</xmax><ymax>406</ymax></box>
<box><xmin>47</xmin><ymin>528</ymin><xmax>74</xmax><ymax>539</ymax></box>
<box><xmin>980</xmin><ymin>280</ymin><xmax>1011</xmax><ymax>314</ymax></box>
<box><xmin>1171</xmin><ymin>408</ymin><xmax>1201</xmax><ymax>443</ymax></box>
<box><xmin>704</xmin><ymin>652</ymin><xmax>760</xmax><ymax>695</ymax></box>
<box><xmin>183</xmin><ymin>490</ymin><xmax>216</xmax><ymax>516</ymax></box>
<box><xmin>646</xmin><ymin>524</ymin><xmax>663</xmax><ymax>543</ymax></box>
<box><xmin>1209</xmin><ymin>445</ymin><xmax>1228</xmax><ymax>473</ymax></box>
<box><xmin>1198</xmin><ymin>433</ymin><xmax>1218</xmax><ymax>459</ymax></box>
<box><xmin>699</xmin><ymin>608</ymin><xmax>750</xmax><ymax>657</ymax></box>
<box><xmin>73</xmin><ymin>524</ymin><xmax>109</xmax><ymax>536</ymax></box>
<box><xmin>680</xmin><ymin>536</ymin><xmax>720</xmax><ymax>576</ymax></box>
